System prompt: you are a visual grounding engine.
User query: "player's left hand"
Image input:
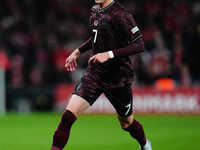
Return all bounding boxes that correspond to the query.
[88,52,111,64]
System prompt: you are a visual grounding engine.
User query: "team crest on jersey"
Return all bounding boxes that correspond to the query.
[94,20,99,26]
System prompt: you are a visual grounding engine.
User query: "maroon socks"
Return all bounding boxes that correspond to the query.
[124,119,147,146]
[51,111,146,149]
[51,110,77,150]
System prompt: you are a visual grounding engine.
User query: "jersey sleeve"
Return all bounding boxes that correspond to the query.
[78,38,92,53]
[112,12,144,57]
[78,5,100,54]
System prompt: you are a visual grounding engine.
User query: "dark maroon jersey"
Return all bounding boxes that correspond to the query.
[79,1,144,86]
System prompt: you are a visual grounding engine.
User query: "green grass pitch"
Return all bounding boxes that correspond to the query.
[0,113,200,150]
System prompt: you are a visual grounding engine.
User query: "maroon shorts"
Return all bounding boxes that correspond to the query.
[72,74,133,117]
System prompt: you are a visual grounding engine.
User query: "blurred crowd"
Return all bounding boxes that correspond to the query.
[0,0,200,110]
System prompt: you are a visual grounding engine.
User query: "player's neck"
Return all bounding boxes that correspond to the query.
[101,0,114,9]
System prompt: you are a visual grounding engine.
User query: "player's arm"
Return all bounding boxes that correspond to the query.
[78,37,93,54]
[65,49,80,72]
[65,38,92,72]
[111,12,145,57]
[78,4,98,54]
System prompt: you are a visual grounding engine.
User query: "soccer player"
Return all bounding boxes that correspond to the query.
[51,0,152,150]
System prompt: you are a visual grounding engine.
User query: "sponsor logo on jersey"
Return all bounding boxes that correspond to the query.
[131,26,139,34]
[94,20,99,26]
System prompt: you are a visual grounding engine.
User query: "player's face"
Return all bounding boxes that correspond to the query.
[95,0,107,4]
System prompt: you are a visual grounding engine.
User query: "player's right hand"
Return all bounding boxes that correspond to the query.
[65,49,80,72]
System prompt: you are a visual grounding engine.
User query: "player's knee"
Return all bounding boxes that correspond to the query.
[120,121,130,129]
[119,115,134,130]
[58,109,77,131]
[66,94,90,117]
[120,120,134,129]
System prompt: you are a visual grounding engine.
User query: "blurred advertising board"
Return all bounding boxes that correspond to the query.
[55,85,200,114]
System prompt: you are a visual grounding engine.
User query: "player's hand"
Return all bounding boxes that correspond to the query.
[65,49,80,72]
[88,52,111,64]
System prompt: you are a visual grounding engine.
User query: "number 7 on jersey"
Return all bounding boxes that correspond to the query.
[93,29,98,43]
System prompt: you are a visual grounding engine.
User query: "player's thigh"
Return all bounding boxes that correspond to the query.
[69,76,103,117]
[66,94,90,117]
[104,85,133,117]
[73,75,103,106]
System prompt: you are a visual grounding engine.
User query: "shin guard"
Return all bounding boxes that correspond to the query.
[51,110,76,150]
